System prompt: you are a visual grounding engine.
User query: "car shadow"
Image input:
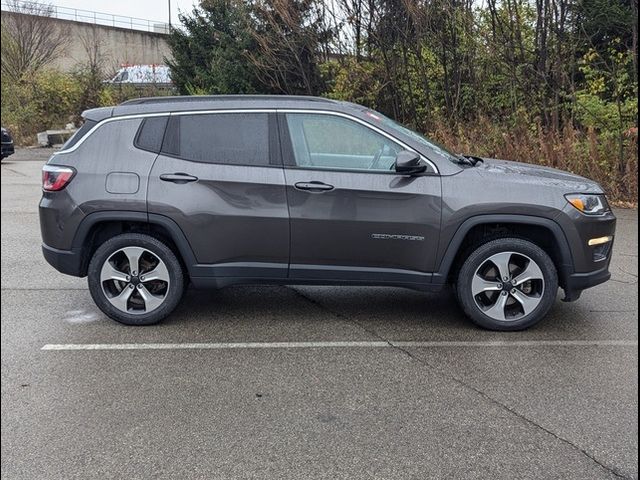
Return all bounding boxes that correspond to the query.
[156,283,610,340]
[162,284,479,333]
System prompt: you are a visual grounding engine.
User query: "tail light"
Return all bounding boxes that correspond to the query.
[42,165,75,191]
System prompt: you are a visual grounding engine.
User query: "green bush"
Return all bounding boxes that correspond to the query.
[1,70,82,144]
[1,69,174,145]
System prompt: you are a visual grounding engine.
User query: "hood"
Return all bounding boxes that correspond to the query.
[474,158,604,193]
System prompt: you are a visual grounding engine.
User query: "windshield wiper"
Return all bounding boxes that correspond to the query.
[459,154,484,166]
[455,154,475,166]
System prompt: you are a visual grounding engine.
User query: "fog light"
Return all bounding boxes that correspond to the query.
[588,236,613,246]
[593,244,611,262]
[590,236,613,262]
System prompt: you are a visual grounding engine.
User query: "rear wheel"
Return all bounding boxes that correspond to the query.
[88,233,184,325]
[456,238,558,331]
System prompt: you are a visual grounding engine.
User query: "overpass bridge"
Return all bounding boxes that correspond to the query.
[0,1,172,74]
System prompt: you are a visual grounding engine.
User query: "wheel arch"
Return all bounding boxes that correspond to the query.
[434,215,574,288]
[71,211,197,277]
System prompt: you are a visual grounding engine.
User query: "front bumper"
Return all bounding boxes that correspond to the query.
[556,206,616,301]
[1,142,15,158]
[562,265,611,301]
[42,243,85,277]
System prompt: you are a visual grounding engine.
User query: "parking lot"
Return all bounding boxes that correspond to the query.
[1,150,638,479]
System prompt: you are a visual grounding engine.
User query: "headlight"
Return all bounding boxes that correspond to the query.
[565,194,610,215]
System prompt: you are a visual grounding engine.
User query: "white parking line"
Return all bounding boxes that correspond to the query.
[395,340,639,347]
[41,339,638,351]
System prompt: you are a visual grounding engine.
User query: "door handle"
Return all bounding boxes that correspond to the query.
[294,181,334,192]
[159,173,199,184]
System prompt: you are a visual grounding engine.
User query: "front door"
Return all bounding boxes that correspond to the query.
[279,112,442,285]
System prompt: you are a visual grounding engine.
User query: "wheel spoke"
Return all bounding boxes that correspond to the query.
[513,260,544,285]
[137,285,165,312]
[100,263,129,283]
[471,274,501,296]
[142,262,169,283]
[510,290,541,316]
[108,286,134,312]
[483,293,508,321]
[489,252,513,281]
[122,247,144,275]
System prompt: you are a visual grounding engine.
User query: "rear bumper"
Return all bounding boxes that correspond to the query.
[562,265,611,302]
[42,243,85,277]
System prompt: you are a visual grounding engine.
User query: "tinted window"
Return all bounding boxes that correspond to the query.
[135,116,168,153]
[62,119,97,150]
[285,113,402,171]
[162,113,269,166]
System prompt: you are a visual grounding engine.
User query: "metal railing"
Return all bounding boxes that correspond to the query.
[0,0,169,33]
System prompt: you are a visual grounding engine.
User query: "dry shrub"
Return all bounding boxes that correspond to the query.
[430,118,638,205]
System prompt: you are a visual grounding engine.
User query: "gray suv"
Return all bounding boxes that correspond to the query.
[39,96,616,330]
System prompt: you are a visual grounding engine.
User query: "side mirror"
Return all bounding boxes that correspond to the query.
[394,150,427,175]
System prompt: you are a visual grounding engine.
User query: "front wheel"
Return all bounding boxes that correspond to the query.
[456,238,558,331]
[88,233,184,325]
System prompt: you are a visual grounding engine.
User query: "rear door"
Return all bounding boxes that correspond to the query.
[147,111,289,278]
[279,111,442,285]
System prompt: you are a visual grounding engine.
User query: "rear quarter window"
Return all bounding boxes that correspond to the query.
[134,116,169,153]
[62,119,97,150]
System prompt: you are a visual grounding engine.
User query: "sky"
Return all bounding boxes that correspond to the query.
[42,0,198,25]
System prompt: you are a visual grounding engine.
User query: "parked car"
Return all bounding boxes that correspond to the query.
[1,127,15,159]
[106,64,172,86]
[39,96,616,330]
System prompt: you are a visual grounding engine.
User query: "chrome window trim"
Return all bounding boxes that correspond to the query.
[52,110,276,156]
[52,107,440,174]
[52,112,171,155]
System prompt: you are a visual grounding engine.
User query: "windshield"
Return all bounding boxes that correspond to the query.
[362,109,459,163]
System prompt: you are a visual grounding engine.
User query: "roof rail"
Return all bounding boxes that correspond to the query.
[120,95,337,106]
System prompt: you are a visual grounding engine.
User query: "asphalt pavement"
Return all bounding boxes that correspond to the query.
[1,151,638,479]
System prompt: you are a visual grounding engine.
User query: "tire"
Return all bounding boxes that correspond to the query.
[88,233,184,325]
[456,237,558,331]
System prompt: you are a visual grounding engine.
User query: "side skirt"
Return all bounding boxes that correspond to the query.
[190,276,444,292]
[190,263,439,292]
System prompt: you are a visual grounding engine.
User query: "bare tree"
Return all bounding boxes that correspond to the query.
[74,25,108,112]
[79,25,106,75]
[1,0,69,81]
[247,0,332,95]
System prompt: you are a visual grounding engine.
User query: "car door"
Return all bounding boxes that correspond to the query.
[279,111,442,285]
[147,111,290,279]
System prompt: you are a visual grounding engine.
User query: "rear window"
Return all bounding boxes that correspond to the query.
[62,119,97,150]
[161,113,269,166]
[135,116,168,153]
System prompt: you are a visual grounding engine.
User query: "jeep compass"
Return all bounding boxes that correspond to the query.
[39,95,616,330]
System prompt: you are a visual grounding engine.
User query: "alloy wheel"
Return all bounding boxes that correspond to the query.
[472,251,545,321]
[100,246,170,315]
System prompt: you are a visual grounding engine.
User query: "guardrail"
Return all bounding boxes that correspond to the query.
[0,0,169,33]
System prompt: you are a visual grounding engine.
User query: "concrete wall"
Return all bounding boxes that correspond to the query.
[0,12,172,75]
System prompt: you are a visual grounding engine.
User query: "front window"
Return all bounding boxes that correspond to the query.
[285,113,402,172]
[363,109,459,163]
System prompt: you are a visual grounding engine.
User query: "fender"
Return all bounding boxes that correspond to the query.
[71,211,199,276]
[432,214,574,285]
